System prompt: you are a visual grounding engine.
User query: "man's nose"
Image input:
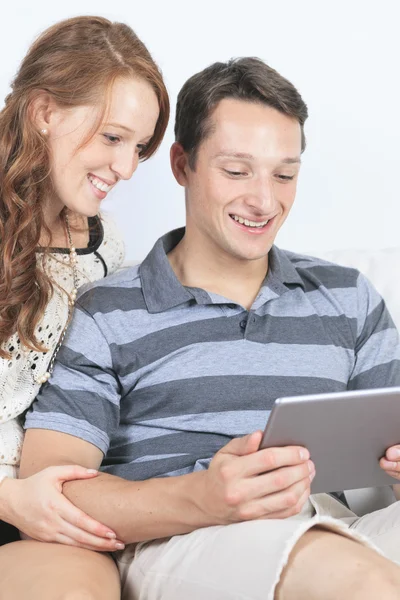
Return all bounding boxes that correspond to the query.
[245,176,277,214]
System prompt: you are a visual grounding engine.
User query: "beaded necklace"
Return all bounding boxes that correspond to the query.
[35,213,79,384]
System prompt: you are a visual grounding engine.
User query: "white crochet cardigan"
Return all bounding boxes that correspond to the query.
[0,213,125,478]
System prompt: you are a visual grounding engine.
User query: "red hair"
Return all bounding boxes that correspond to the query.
[0,16,169,358]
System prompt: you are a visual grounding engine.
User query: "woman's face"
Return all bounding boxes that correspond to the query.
[45,77,160,219]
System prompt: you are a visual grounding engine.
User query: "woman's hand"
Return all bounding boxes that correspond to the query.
[0,466,125,551]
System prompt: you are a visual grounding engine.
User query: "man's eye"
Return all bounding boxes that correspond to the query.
[277,174,295,181]
[224,170,247,177]
[103,134,121,144]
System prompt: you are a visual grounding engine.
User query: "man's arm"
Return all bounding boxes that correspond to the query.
[347,272,400,496]
[20,428,312,544]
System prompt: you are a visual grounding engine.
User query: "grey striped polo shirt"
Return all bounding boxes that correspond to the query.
[26,228,400,481]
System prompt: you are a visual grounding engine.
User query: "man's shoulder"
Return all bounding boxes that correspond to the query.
[280,248,361,290]
[76,263,145,315]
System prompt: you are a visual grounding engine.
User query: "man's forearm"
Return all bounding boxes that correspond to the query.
[63,470,214,544]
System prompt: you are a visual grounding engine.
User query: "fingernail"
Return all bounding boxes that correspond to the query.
[300,449,309,461]
[308,460,314,473]
[86,469,97,474]
[389,449,400,460]
[106,532,116,539]
[115,542,125,550]
[309,471,316,481]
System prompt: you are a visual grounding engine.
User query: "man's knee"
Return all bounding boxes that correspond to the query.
[277,526,400,600]
[353,562,400,599]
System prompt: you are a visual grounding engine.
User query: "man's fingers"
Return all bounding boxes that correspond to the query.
[380,458,400,472]
[248,461,314,499]
[384,470,400,480]
[258,487,311,520]
[238,445,310,478]
[238,477,311,521]
[385,446,400,462]
[219,432,263,457]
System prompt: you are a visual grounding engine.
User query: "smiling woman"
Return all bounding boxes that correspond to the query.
[0,14,169,580]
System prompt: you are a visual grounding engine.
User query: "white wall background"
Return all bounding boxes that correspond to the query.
[1,0,399,260]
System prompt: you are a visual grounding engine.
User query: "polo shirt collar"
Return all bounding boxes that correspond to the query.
[140,228,304,313]
[140,228,194,313]
[266,246,305,291]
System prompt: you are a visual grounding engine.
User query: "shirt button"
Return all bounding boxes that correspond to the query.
[240,319,247,330]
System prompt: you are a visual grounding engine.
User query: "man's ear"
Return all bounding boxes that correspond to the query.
[170,142,191,186]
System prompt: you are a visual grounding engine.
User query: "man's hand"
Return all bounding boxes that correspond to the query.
[194,431,314,525]
[380,444,400,479]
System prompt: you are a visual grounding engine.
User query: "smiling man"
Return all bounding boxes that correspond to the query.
[9,58,400,599]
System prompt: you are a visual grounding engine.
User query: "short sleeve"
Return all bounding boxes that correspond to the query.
[348,272,400,390]
[25,300,121,455]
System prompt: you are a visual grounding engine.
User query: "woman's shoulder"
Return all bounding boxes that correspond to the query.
[95,212,126,275]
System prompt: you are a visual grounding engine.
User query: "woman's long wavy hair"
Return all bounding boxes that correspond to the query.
[0,15,169,358]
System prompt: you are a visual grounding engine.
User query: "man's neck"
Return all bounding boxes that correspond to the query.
[167,229,269,310]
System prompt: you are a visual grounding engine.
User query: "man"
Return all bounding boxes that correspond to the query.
[10,58,400,598]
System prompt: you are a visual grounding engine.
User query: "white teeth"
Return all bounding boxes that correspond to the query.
[232,215,269,228]
[88,175,113,193]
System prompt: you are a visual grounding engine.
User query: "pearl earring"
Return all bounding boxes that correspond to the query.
[41,128,48,135]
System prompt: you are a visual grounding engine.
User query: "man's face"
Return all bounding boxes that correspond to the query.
[181,98,302,263]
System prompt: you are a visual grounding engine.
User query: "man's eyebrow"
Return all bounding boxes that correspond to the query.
[212,151,255,160]
[104,122,135,134]
[212,151,301,164]
[281,157,301,165]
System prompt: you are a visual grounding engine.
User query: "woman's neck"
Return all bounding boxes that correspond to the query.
[39,208,89,250]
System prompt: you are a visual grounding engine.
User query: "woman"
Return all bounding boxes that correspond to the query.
[0,13,168,569]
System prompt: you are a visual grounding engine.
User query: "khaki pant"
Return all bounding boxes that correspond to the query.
[116,495,400,600]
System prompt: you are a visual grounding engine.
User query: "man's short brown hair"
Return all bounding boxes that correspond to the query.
[174,57,308,168]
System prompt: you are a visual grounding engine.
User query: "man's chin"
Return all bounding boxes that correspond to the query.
[228,248,271,264]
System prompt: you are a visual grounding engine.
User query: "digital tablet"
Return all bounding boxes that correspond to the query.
[259,387,400,494]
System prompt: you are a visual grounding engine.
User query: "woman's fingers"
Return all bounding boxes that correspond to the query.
[54,533,116,553]
[57,518,125,551]
[49,464,99,484]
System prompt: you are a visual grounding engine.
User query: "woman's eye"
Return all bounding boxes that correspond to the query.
[103,134,121,144]
[137,144,148,155]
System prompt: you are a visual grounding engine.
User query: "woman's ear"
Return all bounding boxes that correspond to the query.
[29,91,57,133]
[170,142,191,187]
